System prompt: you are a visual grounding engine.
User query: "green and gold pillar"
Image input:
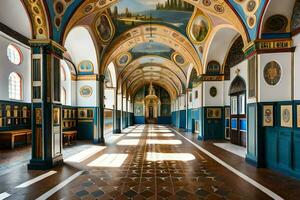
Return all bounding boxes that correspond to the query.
[28,40,65,170]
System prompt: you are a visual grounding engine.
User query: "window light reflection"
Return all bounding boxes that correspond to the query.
[146,139,182,145]
[117,139,140,146]
[87,154,128,167]
[126,133,142,137]
[65,146,106,163]
[148,133,175,137]
[146,152,195,161]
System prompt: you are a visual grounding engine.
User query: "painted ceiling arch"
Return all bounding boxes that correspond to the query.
[120,63,185,92]
[203,25,239,73]
[117,56,187,86]
[125,68,183,94]
[130,80,177,100]
[43,0,261,44]
[101,24,202,75]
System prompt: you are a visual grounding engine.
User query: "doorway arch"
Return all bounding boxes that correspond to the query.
[229,75,247,147]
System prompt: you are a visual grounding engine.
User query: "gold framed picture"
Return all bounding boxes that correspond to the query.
[297,105,300,128]
[35,108,42,125]
[207,108,222,119]
[263,105,273,127]
[53,108,60,125]
[281,105,293,128]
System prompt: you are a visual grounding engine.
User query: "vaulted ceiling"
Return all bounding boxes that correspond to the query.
[4,0,299,99]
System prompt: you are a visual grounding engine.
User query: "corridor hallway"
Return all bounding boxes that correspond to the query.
[0,125,286,200]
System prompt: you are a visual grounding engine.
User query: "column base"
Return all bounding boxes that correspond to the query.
[113,129,121,133]
[28,155,63,170]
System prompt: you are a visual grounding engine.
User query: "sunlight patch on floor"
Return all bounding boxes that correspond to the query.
[117,139,140,146]
[146,139,182,145]
[64,146,106,163]
[87,154,128,167]
[126,133,142,137]
[148,133,175,137]
[146,152,195,161]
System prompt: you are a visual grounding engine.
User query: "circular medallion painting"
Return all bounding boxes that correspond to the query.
[263,61,281,86]
[210,87,217,97]
[172,53,185,65]
[189,15,209,43]
[117,52,131,66]
[265,15,288,33]
[80,86,93,97]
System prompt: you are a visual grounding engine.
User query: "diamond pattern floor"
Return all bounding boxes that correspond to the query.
[49,125,271,200]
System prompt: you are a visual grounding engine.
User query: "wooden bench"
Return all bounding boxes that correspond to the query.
[63,130,77,145]
[0,129,32,149]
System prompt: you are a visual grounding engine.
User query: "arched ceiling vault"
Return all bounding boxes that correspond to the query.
[101,24,202,75]
[130,81,177,100]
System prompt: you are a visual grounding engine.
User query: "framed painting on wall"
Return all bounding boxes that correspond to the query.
[281,105,293,128]
[297,105,300,128]
[263,105,273,127]
[248,55,257,98]
[207,108,221,119]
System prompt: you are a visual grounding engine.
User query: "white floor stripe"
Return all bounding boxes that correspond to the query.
[16,171,57,188]
[0,192,11,200]
[171,128,284,200]
[35,171,83,200]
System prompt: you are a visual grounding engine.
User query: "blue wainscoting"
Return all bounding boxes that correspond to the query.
[157,116,171,124]
[258,101,300,179]
[179,110,186,129]
[134,116,145,124]
[203,107,225,140]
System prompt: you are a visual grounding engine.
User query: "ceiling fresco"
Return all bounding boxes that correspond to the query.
[22,0,295,98]
[130,42,174,59]
[109,0,194,36]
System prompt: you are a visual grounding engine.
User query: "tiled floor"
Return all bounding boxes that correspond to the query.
[0,125,297,199]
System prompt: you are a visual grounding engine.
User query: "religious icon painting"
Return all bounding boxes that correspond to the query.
[264,61,281,86]
[53,108,60,125]
[263,105,273,127]
[95,12,115,43]
[281,105,293,128]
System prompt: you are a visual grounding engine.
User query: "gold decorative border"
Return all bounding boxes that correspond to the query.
[172,52,186,66]
[263,105,273,127]
[80,86,93,97]
[116,52,132,67]
[186,9,211,45]
[78,60,94,73]
[94,11,115,43]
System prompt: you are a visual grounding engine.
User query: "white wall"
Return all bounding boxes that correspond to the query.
[0,33,31,103]
[0,0,32,39]
[203,81,224,107]
[258,53,292,102]
[191,84,202,109]
[104,88,115,109]
[293,34,300,100]
[60,60,72,106]
[223,60,248,105]
[77,81,99,107]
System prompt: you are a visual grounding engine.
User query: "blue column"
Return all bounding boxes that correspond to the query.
[28,40,64,170]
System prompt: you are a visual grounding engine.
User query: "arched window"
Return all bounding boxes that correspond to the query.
[61,87,66,105]
[60,65,66,81]
[9,72,22,100]
[7,44,22,65]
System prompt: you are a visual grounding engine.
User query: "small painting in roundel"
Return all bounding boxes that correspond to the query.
[210,87,217,97]
[263,61,281,86]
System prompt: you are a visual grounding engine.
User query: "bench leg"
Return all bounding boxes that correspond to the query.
[11,136,14,149]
